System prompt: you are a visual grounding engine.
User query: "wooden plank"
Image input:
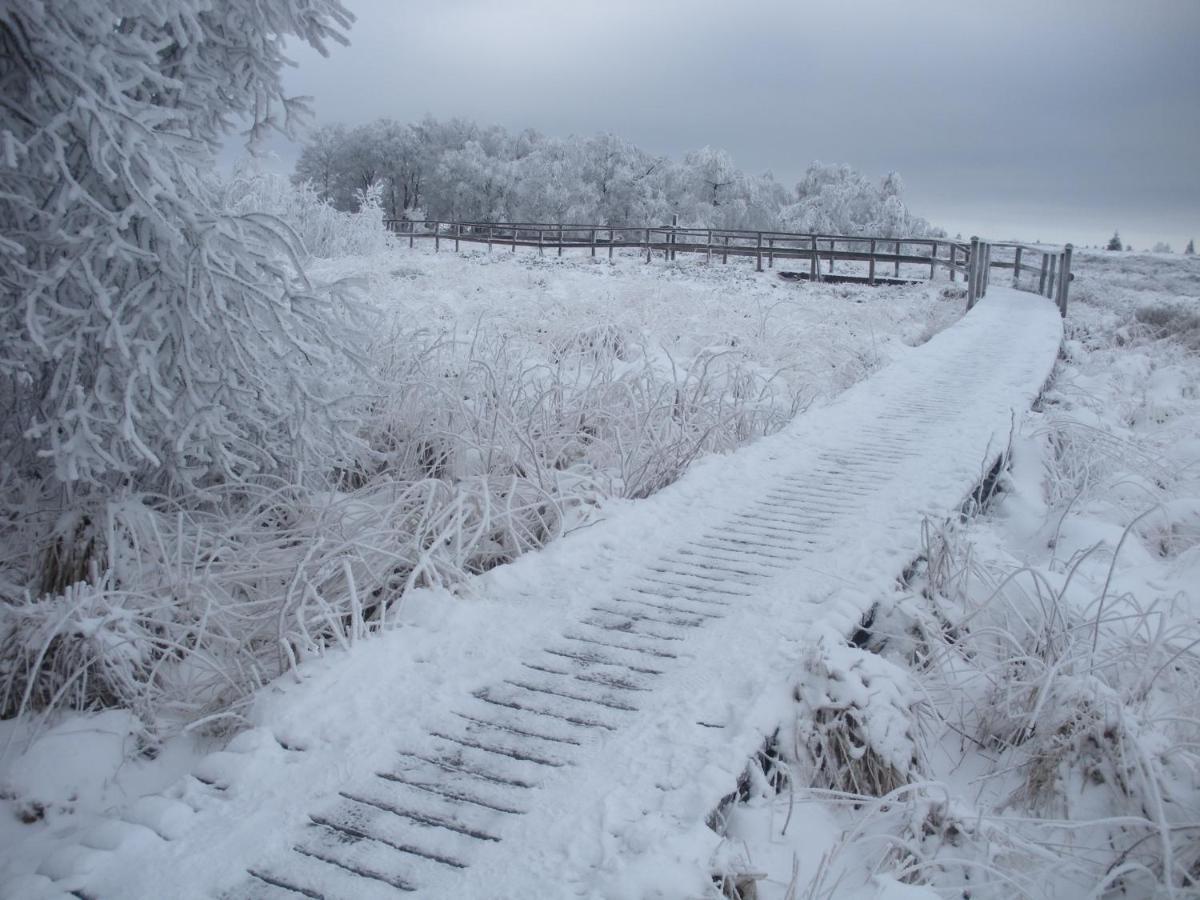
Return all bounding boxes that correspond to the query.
[967,236,980,310]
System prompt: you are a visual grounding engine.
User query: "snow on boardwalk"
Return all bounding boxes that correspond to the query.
[30,288,1062,900]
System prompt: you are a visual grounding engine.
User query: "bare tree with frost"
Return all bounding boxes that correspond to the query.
[0,1,360,595]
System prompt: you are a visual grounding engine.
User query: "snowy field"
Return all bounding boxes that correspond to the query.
[713,249,1200,898]
[1,243,1197,899]
[0,236,962,894]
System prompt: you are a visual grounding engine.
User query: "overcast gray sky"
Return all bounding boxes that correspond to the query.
[261,0,1199,250]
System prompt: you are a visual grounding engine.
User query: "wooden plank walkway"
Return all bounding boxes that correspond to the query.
[31,287,1064,900]
[387,219,1076,315]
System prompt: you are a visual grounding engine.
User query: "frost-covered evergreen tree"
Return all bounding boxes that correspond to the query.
[1185,239,1194,255]
[0,1,360,592]
[1107,231,1123,251]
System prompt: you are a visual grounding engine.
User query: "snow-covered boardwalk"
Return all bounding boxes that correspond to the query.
[35,288,1062,900]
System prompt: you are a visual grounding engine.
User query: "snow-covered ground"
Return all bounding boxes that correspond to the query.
[2,247,1196,900]
[715,250,1200,899]
[0,244,962,895]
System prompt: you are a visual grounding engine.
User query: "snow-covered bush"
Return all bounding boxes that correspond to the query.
[225,166,394,259]
[0,1,368,721]
[0,0,359,492]
[906,521,1200,895]
[788,635,924,798]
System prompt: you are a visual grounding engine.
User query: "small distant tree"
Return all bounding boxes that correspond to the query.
[1106,231,1123,251]
[1152,242,1173,253]
[1127,244,1133,251]
[1186,239,1195,255]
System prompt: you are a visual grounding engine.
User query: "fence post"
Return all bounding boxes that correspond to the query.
[894,240,901,278]
[930,241,938,280]
[948,243,956,282]
[707,229,713,264]
[645,228,651,263]
[1012,246,1022,288]
[768,237,775,268]
[434,223,440,252]
[1056,243,1073,317]
[723,235,729,264]
[558,224,564,257]
[1046,252,1057,299]
[868,239,876,285]
[981,243,990,295]
[538,229,544,256]
[590,228,596,258]
[454,223,460,253]
[408,221,415,249]
[1038,252,1048,294]
[966,236,980,310]
[670,213,678,261]
[756,232,763,272]
[609,228,614,260]
[487,225,493,252]
[810,235,818,280]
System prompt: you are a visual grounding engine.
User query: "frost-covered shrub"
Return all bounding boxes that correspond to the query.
[0,0,359,493]
[1134,302,1200,349]
[0,578,157,720]
[0,0,374,725]
[905,522,1200,896]
[225,167,394,259]
[788,636,924,797]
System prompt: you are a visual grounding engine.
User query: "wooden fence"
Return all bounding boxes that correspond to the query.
[383,218,1074,316]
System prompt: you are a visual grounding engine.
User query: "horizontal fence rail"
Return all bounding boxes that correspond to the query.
[384,218,1074,316]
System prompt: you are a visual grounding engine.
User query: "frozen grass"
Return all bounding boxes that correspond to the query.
[0,217,962,743]
[716,251,1200,899]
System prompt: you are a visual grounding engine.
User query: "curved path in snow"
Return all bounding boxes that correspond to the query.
[26,288,1063,900]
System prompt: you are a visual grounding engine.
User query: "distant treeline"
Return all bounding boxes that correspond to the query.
[293,117,942,236]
